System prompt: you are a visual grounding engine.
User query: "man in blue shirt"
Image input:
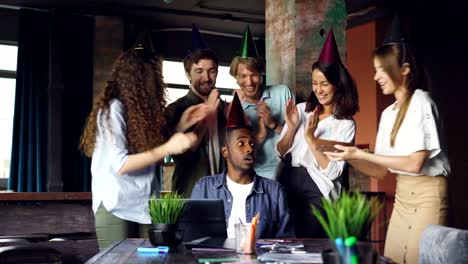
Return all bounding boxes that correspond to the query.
[229,26,294,179]
[191,92,294,239]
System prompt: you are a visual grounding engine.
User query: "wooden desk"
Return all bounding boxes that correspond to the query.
[0,192,94,237]
[0,192,98,263]
[86,238,331,264]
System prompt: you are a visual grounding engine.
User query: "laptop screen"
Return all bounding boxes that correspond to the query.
[175,199,227,241]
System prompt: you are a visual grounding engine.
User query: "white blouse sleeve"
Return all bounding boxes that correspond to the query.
[424,103,443,158]
[375,91,443,160]
[404,96,442,158]
[97,100,129,174]
[318,119,356,180]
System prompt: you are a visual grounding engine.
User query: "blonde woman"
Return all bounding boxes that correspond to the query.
[325,16,450,264]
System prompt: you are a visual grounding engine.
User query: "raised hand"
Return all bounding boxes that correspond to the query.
[304,106,319,149]
[165,132,198,155]
[284,99,299,131]
[175,104,212,132]
[324,145,361,161]
[257,101,276,129]
[206,89,220,110]
[204,89,220,129]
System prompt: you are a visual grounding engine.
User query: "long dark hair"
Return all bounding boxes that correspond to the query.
[306,62,359,119]
[80,49,167,157]
[373,43,423,146]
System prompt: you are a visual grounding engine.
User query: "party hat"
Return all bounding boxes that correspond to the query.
[238,25,259,58]
[191,24,208,51]
[382,13,404,45]
[133,28,155,54]
[318,29,341,64]
[226,92,250,129]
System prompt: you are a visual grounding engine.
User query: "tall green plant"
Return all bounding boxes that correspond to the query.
[312,191,383,240]
[148,192,186,224]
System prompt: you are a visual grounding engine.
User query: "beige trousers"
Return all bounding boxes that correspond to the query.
[95,203,150,250]
[384,175,447,264]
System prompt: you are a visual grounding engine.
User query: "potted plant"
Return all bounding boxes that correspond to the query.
[148,192,186,249]
[312,191,383,264]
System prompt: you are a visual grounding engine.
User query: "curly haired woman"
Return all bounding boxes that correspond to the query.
[80,49,209,249]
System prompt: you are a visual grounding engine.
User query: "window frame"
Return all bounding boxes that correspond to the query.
[0,42,17,190]
[0,69,16,79]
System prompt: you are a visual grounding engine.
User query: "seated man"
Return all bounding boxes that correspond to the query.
[191,93,295,239]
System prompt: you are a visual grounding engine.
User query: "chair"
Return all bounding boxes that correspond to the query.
[0,238,31,247]
[419,224,468,264]
[48,231,97,241]
[0,234,49,243]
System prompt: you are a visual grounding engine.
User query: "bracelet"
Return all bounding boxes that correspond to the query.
[269,122,278,130]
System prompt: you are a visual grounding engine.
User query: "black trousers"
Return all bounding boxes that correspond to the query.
[278,165,327,238]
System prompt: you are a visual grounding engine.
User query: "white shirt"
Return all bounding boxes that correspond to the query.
[91,99,154,224]
[225,175,254,238]
[275,103,356,200]
[375,89,450,176]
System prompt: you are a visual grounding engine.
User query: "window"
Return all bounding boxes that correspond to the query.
[162,60,238,104]
[0,44,17,185]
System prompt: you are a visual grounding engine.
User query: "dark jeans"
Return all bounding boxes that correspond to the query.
[278,165,326,238]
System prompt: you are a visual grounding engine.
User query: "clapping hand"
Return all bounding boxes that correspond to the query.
[204,89,220,128]
[304,106,319,149]
[175,89,219,132]
[284,99,299,131]
[257,101,277,129]
[206,89,220,111]
[324,145,361,161]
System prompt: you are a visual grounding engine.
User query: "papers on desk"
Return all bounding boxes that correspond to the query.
[258,252,323,263]
[184,237,235,251]
[259,241,304,251]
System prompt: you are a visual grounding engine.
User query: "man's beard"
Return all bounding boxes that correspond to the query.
[193,81,214,97]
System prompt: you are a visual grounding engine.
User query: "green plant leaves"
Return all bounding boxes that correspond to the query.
[311,191,383,240]
[148,192,186,224]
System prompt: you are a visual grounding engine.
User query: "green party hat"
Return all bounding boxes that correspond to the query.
[239,25,259,58]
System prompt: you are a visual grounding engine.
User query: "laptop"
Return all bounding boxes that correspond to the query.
[177,199,232,250]
[177,199,227,241]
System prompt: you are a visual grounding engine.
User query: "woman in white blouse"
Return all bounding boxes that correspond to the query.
[326,38,450,263]
[79,49,211,249]
[276,30,359,237]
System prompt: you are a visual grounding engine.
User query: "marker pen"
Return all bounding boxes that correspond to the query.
[137,246,170,253]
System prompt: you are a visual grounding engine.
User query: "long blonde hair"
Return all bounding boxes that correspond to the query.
[373,43,420,147]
